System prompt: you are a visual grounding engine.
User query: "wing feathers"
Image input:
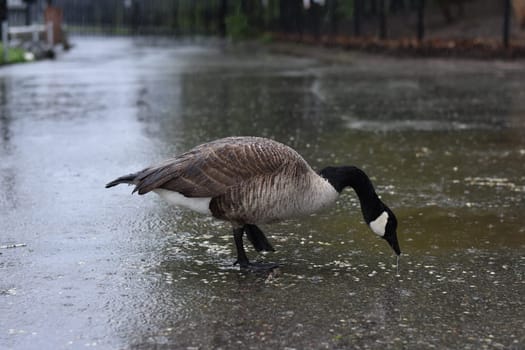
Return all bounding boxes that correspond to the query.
[129,137,310,198]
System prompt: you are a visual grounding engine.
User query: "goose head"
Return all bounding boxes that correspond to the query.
[369,205,400,256]
[319,165,401,256]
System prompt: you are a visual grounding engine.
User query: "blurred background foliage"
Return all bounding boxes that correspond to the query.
[5,0,523,51]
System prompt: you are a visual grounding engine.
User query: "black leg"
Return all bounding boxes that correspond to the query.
[244,224,275,252]
[233,226,250,268]
[232,226,279,271]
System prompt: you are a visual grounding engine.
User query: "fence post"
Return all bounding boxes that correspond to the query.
[0,0,6,43]
[32,24,38,42]
[47,21,53,48]
[329,0,338,36]
[353,0,361,36]
[417,0,425,41]
[1,21,7,62]
[218,0,227,37]
[379,0,387,39]
[25,1,31,25]
[503,0,511,48]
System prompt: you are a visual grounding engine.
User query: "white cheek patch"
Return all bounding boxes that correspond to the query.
[369,211,389,237]
[154,189,212,215]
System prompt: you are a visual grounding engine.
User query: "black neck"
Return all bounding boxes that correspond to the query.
[319,166,385,223]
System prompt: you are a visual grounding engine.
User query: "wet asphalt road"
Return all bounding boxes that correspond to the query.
[1,37,524,349]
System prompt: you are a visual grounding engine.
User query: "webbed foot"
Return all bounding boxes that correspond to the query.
[233,260,280,271]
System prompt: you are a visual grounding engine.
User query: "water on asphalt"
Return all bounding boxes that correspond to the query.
[1,37,524,349]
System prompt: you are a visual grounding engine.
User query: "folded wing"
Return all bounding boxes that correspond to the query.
[132,137,308,198]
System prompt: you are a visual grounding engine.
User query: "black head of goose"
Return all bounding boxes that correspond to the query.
[106,136,400,269]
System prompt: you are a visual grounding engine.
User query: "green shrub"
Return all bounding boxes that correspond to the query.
[259,32,273,44]
[225,11,250,40]
[0,45,28,65]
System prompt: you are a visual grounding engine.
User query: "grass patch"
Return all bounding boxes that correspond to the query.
[0,44,28,65]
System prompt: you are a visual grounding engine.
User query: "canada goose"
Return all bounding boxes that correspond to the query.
[106,136,400,269]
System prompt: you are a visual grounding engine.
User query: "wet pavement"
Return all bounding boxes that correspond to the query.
[1,37,524,349]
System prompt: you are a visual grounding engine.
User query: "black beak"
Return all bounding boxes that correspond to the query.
[383,231,401,256]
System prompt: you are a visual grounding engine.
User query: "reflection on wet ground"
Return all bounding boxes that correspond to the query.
[0,37,524,349]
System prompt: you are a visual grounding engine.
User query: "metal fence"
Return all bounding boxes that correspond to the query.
[45,0,228,36]
[5,0,524,46]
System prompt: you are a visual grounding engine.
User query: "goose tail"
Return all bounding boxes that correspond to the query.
[105,173,139,189]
